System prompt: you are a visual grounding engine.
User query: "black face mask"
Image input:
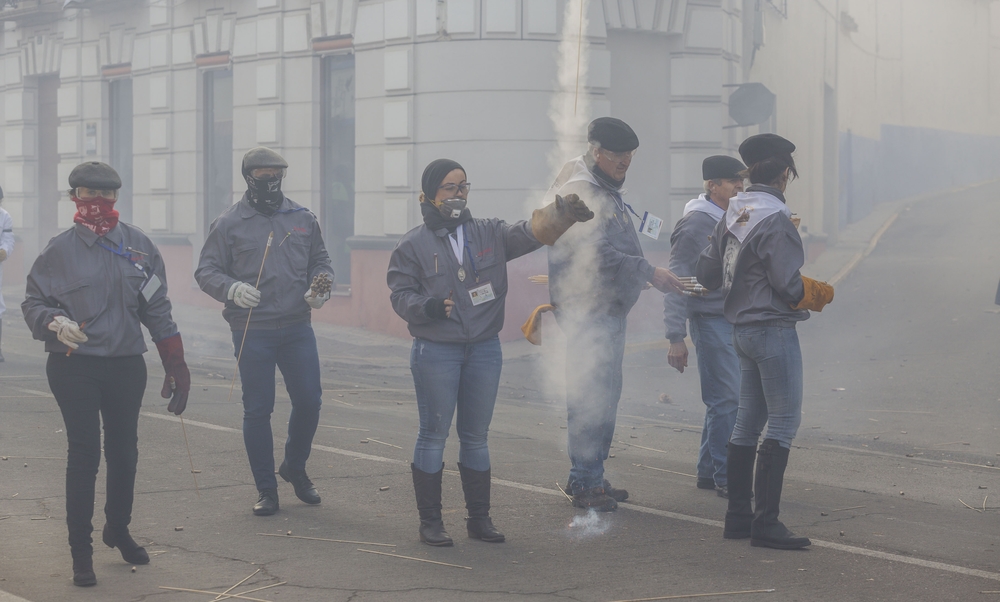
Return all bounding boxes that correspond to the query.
[245,173,284,215]
[437,198,467,219]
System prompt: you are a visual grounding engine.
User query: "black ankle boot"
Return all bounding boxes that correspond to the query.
[723,443,756,539]
[72,556,96,587]
[750,439,810,550]
[458,463,505,543]
[411,463,453,546]
[103,523,150,564]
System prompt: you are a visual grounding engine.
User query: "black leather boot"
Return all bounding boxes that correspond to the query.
[411,463,453,546]
[750,439,810,550]
[253,488,279,516]
[458,463,505,543]
[723,443,756,539]
[72,555,96,587]
[278,460,321,505]
[103,523,150,564]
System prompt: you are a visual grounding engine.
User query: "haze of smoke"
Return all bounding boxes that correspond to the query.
[567,508,610,538]
[546,0,591,183]
[534,0,612,452]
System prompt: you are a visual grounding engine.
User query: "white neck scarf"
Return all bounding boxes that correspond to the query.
[725,190,791,243]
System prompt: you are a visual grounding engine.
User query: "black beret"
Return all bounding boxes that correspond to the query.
[421,159,465,200]
[588,117,639,153]
[738,134,795,167]
[702,155,746,180]
[242,146,288,176]
[68,162,122,190]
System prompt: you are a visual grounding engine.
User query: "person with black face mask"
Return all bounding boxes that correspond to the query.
[195,147,335,517]
[387,159,593,546]
[547,118,686,513]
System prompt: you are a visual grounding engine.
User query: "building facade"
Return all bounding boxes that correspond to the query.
[2,0,997,340]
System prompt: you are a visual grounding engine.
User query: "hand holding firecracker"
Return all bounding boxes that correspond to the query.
[678,276,709,297]
[304,272,333,309]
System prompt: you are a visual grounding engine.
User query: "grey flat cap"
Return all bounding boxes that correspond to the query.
[242,147,288,176]
[68,162,122,190]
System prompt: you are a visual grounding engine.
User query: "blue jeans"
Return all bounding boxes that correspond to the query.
[689,316,740,487]
[410,336,502,473]
[562,314,628,494]
[729,322,803,449]
[232,322,323,491]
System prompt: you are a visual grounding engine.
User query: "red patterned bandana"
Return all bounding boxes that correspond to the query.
[72,195,120,237]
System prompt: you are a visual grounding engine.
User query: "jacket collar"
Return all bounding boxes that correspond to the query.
[75,222,123,247]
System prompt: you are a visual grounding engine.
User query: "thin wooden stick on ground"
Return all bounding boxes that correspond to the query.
[179,414,200,495]
[366,438,402,449]
[158,586,271,602]
[959,498,983,512]
[633,463,698,479]
[556,482,573,503]
[357,548,472,570]
[212,569,260,601]
[830,505,866,513]
[257,532,395,548]
[230,582,286,597]
[610,588,775,602]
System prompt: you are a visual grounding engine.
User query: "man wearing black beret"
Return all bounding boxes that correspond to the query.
[548,117,684,511]
[664,155,745,498]
[0,183,12,362]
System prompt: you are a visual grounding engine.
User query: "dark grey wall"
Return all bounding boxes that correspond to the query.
[840,125,1000,228]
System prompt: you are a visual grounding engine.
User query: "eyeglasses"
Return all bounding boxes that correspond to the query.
[437,182,472,194]
[251,168,285,179]
[600,149,637,163]
[74,187,119,200]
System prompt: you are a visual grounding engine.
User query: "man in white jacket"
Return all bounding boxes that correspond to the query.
[0,184,14,362]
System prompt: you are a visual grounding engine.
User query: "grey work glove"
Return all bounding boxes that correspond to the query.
[228,281,261,309]
[48,316,88,349]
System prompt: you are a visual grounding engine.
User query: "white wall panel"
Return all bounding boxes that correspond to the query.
[486,0,517,33]
[447,0,476,33]
[385,0,410,39]
[525,0,557,34]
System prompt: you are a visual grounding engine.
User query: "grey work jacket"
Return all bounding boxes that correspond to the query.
[387,216,542,344]
[696,186,808,325]
[663,197,727,342]
[547,158,654,318]
[22,223,179,356]
[195,194,334,331]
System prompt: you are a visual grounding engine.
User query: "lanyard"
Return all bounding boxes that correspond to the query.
[447,224,464,263]
[610,192,641,220]
[95,239,147,275]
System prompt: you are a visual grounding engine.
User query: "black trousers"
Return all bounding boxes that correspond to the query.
[46,353,146,559]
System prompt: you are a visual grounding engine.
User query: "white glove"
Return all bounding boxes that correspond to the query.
[47,316,88,349]
[304,289,330,310]
[228,281,261,309]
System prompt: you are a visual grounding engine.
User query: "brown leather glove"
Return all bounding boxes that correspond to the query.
[530,194,594,246]
[520,304,555,345]
[792,276,834,312]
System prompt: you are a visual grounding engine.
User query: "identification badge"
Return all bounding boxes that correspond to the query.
[639,212,662,240]
[468,282,495,306]
[140,273,162,301]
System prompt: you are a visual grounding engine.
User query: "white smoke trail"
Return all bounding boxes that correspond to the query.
[567,508,611,538]
[546,0,591,184]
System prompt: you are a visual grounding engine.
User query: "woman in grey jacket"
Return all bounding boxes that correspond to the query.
[696,135,833,550]
[387,159,592,546]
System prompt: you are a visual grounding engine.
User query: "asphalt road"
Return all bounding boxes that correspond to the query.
[0,185,998,601]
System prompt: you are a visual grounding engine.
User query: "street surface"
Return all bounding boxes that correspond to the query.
[0,184,998,601]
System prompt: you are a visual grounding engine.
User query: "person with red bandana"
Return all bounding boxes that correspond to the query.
[22,161,190,587]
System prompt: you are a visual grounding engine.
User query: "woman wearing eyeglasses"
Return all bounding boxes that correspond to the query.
[21,162,190,586]
[387,159,593,546]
